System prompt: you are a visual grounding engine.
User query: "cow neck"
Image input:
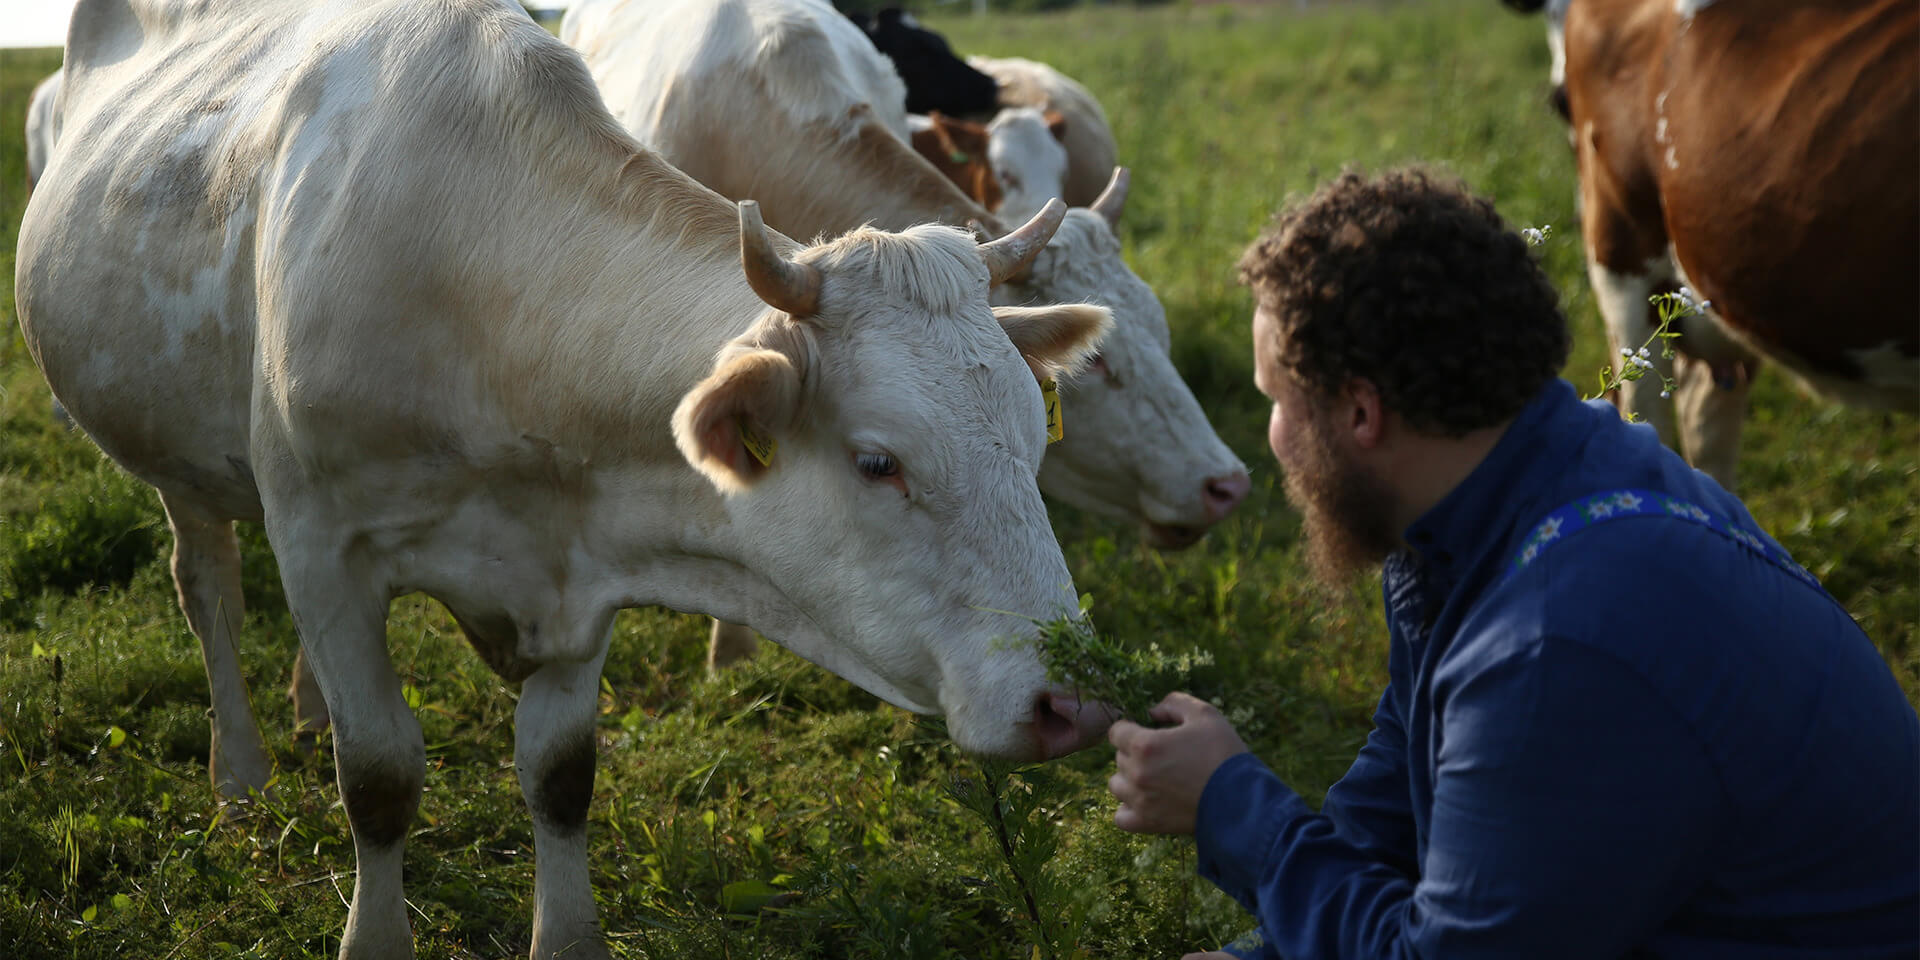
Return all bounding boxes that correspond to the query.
[778,107,1008,239]
[496,145,788,462]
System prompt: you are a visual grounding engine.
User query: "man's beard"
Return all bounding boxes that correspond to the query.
[1282,415,1401,589]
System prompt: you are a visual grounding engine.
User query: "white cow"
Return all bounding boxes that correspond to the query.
[987,106,1072,229]
[563,0,1251,665]
[25,68,75,430]
[969,54,1120,211]
[16,1,1114,956]
[25,68,62,192]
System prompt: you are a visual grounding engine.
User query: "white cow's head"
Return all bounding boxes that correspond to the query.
[674,200,1115,760]
[994,170,1251,549]
[986,106,1071,227]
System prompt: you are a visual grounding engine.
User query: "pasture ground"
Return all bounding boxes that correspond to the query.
[2,2,1915,957]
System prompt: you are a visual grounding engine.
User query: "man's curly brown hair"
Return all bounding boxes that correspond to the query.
[1238,168,1570,436]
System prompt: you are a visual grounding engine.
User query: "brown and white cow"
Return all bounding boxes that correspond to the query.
[909,110,1003,212]
[562,0,1250,666]
[908,108,1072,222]
[969,54,1120,210]
[16,1,1116,956]
[1512,0,1917,486]
[987,106,1073,227]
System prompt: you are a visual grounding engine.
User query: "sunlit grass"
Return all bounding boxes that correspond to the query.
[1,3,1914,955]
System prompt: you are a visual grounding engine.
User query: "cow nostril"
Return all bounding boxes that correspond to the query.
[1032,693,1078,758]
[1032,691,1115,760]
[1203,471,1252,520]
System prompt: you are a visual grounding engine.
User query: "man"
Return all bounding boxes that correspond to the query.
[1108,169,1920,959]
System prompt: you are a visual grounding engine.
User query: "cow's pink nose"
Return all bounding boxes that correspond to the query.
[1033,691,1119,760]
[1202,471,1251,522]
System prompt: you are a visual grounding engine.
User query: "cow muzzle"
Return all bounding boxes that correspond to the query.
[1031,690,1120,760]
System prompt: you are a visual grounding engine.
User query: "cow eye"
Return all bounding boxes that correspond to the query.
[1086,351,1107,372]
[855,452,900,481]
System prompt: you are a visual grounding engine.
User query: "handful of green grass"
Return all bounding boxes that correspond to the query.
[1028,595,1214,724]
[943,598,1216,960]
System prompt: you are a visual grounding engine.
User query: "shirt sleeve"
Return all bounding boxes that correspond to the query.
[1192,636,1724,960]
[1317,686,1419,876]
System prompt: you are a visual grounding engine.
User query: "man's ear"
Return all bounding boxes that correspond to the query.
[993,303,1113,381]
[1343,377,1386,450]
[673,348,801,494]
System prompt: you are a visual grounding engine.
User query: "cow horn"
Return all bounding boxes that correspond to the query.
[978,198,1066,285]
[739,200,822,317]
[1090,167,1129,229]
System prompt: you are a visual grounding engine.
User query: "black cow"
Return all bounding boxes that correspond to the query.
[847,6,1001,116]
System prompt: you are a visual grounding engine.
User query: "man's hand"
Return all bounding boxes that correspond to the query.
[1108,691,1250,834]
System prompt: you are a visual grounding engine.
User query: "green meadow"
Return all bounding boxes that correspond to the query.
[2,2,1914,956]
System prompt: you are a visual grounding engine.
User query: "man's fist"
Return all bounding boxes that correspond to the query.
[1107,692,1250,835]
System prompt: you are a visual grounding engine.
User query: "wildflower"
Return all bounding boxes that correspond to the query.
[1620,347,1633,357]
[1673,285,1713,314]
[1661,390,1672,399]
[1637,347,1650,359]
[1521,224,1552,246]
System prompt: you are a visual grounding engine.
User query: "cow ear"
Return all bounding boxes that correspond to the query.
[924,113,961,155]
[1043,110,1068,141]
[950,116,989,150]
[993,304,1113,381]
[672,348,801,493]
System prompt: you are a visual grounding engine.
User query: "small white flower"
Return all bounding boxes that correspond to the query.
[1661,390,1672,399]
[1672,285,1712,314]
[1637,347,1650,359]
[1521,224,1552,246]
[1620,347,1633,357]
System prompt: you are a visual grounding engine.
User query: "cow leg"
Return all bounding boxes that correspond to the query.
[1671,356,1747,488]
[159,493,274,805]
[277,557,421,960]
[1671,314,1761,489]
[289,645,330,757]
[517,648,613,960]
[1587,258,1677,446]
[707,618,760,671]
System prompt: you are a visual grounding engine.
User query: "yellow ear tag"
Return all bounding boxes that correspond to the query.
[739,421,777,467]
[1041,378,1063,444]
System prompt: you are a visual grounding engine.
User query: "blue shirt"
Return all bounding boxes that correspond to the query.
[1198,379,1920,959]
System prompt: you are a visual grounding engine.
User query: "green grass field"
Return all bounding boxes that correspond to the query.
[2,2,1915,957]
